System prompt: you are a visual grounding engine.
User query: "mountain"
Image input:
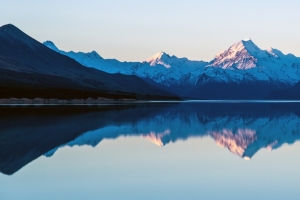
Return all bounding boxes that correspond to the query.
[44,39,300,99]
[183,39,300,99]
[43,41,208,95]
[143,51,208,90]
[206,39,300,83]
[0,24,178,100]
[210,39,269,69]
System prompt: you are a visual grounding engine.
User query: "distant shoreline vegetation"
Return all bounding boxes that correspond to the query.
[0,98,178,105]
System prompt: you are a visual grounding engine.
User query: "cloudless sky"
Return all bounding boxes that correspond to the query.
[1,0,300,61]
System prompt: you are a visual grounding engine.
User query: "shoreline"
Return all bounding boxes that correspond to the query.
[1,98,300,105]
[0,98,184,105]
[0,97,138,105]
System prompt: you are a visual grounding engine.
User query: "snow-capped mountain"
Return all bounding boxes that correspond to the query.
[145,51,206,70]
[184,39,300,99]
[44,39,300,99]
[210,39,265,70]
[142,51,208,87]
[43,41,208,90]
[205,39,300,84]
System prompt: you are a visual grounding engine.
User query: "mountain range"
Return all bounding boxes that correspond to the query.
[1,23,300,100]
[44,38,300,99]
[0,24,178,100]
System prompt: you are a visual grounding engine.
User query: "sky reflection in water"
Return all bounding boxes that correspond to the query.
[1,102,300,200]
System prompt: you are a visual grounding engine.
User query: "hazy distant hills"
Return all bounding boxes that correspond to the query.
[45,39,300,99]
[0,24,178,100]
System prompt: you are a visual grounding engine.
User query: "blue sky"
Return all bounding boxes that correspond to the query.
[1,0,300,61]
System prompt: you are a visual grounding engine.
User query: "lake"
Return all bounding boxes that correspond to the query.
[1,101,300,200]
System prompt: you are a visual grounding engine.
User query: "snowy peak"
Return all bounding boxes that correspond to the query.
[144,51,206,71]
[146,51,171,62]
[43,41,59,51]
[267,47,299,61]
[215,39,252,56]
[204,39,300,86]
[232,39,260,55]
[266,47,280,58]
[210,39,268,69]
[146,51,174,68]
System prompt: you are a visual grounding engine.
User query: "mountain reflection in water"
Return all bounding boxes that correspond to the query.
[1,102,300,175]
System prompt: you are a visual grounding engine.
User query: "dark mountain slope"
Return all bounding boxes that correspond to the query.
[265,81,300,100]
[181,78,284,100]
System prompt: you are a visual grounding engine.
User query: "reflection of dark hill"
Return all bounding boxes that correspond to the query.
[0,24,177,100]
[2,102,300,175]
[0,104,173,175]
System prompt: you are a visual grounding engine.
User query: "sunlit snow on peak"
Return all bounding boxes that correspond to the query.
[209,39,274,70]
[266,47,279,58]
[210,39,259,69]
[146,51,172,68]
[243,38,251,41]
[146,51,168,61]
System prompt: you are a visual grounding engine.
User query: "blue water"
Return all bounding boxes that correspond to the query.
[1,102,300,199]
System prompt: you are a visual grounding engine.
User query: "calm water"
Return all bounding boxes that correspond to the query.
[1,102,300,200]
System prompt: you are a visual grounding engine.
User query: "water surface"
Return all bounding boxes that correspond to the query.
[1,102,300,199]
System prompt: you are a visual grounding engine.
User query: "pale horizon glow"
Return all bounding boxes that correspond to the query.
[1,0,300,62]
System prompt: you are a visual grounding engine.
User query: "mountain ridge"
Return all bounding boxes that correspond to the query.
[44,38,300,99]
